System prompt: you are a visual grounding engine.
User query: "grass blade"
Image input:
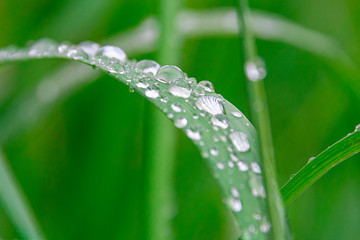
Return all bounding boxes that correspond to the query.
[0,149,44,239]
[1,40,274,239]
[281,126,360,206]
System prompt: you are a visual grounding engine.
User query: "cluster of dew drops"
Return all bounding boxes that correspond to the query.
[1,39,271,235]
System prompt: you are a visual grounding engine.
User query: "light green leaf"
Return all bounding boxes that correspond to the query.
[281,126,360,205]
[0,39,273,239]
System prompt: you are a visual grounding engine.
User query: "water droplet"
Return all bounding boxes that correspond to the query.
[195,96,224,116]
[145,84,160,98]
[237,160,249,171]
[171,103,182,112]
[186,127,201,141]
[308,157,315,163]
[253,213,261,221]
[78,41,100,57]
[210,148,219,156]
[156,65,184,83]
[135,60,160,75]
[29,39,57,56]
[211,114,229,129]
[108,63,125,73]
[245,58,267,82]
[169,78,192,98]
[168,113,174,118]
[129,87,134,93]
[228,161,234,168]
[230,153,238,162]
[216,162,225,170]
[229,131,250,152]
[96,46,127,62]
[231,111,242,118]
[250,162,261,174]
[66,46,87,60]
[231,187,239,198]
[160,97,168,103]
[227,198,242,212]
[198,80,215,92]
[136,77,150,88]
[187,77,197,85]
[174,117,187,128]
[355,124,360,132]
[249,175,266,198]
[193,85,205,96]
[260,222,271,233]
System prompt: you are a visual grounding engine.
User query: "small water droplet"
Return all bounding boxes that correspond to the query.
[169,78,192,98]
[78,41,100,57]
[250,162,261,174]
[156,65,184,83]
[136,77,150,88]
[216,162,225,170]
[355,124,360,132]
[230,153,238,162]
[129,87,134,93]
[229,131,250,152]
[211,114,229,129]
[108,63,125,74]
[227,198,242,212]
[145,84,160,98]
[260,222,271,233]
[245,58,267,82]
[231,187,239,198]
[198,80,215,92]
[231,111,242,118]
[228,161,234,168]
[174,117,187,128]
[29,39,58,56]
[210,148,219,156]
[171,103,182,112]
[308,157,315,163]
[96,46,127,62]
[186,77,197,85]
[135,60,160,75]
[160,97,168,103]
[186,127,201,141]
[237,160,249,171]
[193,85,205,96]
[195,96,224,116]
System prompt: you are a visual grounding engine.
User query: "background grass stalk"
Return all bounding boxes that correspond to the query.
[0,149,44,239]
[236,0,289,239]
[144,0,182,240]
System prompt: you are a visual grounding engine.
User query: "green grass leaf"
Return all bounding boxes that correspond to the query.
[281,126,360,205]
[0,39,273,239]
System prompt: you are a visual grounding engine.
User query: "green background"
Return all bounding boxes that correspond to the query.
[0,0,359,239]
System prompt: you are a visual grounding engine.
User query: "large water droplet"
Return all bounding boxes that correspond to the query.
[195,96,224,116]
[229,131,250,152]
[245,58,267,82]
[156,65,184,83]
[29,39,57,56]
[136,60,160,75]
[96,46,127,62]
[169,78,192,98]
[198,80,215,92]
[174,117,187,128]
[211,114,229,129]
[78,41,100,57]
[231,111,242,118]
[145,84,160,98]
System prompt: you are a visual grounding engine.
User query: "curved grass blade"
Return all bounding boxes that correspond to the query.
[281,126,360,206]
[1,39,272,240]
[0,149,45,239]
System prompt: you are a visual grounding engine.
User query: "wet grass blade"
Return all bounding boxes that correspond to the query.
[1,40,273,239]
[0,149,45,239]
[281,127,360,205]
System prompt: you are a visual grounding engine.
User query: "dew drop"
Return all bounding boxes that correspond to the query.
[186,127,201,141]
[216,162,225,170]
[229,131,250,152]
[245,59,267,82]
[187,77,197,85]
[108,63,125,74]
[308,157,315,163]
[145,85,160,98]
[228,161,234,168]
[237,160,249,171]
[135,60,160,75]
[156,65,184,83]
[250,162,261,174]
[210,148,219,156]
[193,85,205,96]
[355,124,360,132]
[78,41,100,57]
[211,114,229,129]
[174,117,187,128]
[231,187,239,198]
[198,80,215,92]
[227,198,242,212]
[230,153,238,162]
[29,39,57,56]
[171,103,182,112]
[96,46,127,62]
[128,87,134,93]
[169,78,192,98]
[195,96,224,116]
[260,222,271,233]
[136,77,150,88]
[231,111,242,118]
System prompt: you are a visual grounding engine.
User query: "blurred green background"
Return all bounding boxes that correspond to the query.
[0,0,359,239]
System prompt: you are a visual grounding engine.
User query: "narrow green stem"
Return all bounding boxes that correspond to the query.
[236,1,290,239]
[144,0,182,240]
[0,149,44,239]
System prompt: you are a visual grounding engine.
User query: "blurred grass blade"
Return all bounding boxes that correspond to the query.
[281,127,360,206]
[1,40,274,239]
[0,149,44,239]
